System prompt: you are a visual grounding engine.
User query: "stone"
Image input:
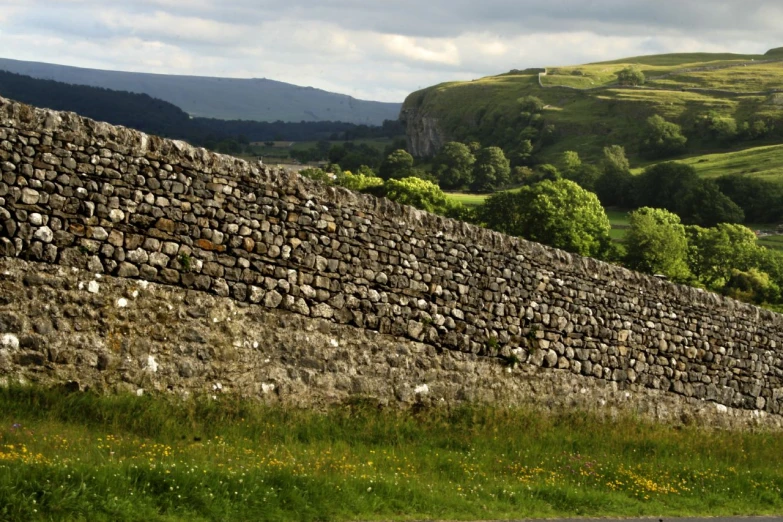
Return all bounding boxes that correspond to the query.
[0,333,19,349]
[312,303,334,319]
[33,226,54,243]
[21,188,40,204]
[116,262,140,278]
[109,209,125,222]
[264,290,283,308]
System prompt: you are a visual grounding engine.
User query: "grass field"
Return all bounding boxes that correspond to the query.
[647,62,783,93]
[444,192,488,207]
[2,385,783,521]
[540,54,783,92]
[632,143,783,184]
[591,52,767,67]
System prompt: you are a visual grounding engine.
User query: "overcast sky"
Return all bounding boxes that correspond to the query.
[0,1,779,103]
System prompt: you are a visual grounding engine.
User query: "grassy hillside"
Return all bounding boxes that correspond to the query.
[632,143,783,183]
[403,49,783,163]
[0,57,401,125]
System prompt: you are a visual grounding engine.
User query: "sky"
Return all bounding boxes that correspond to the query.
[0,1,780,103]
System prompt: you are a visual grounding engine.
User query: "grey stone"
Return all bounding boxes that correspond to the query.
[264,290,283,308]
[33,226,53,243]
[21,188,39,204]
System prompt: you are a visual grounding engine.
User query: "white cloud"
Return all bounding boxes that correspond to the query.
[381,35,461,65]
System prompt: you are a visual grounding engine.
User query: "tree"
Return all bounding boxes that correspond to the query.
[724,268,780,305]
[623,207,691,282]
[478,179,612,258]
[633,162,700,210]
[601,144,630,172]
[595,145,634,207]
[635,162,744,226]
[560,151,582,176]
[672,178,744,226]
[432,142,475,190]
[379,149,414,180]
[616,66,645,86]
[382,177,453,215]
[640,115,687,158]
[715,174,783,223]
[565,164,602,193]
[698,112,738,146]
[336,166,384,192]
[518,95,545,113]
[328,144,347,164]
[471,146,511,192]
[533,164,561,182]
[509,139,534,167]
[687,223,761,288]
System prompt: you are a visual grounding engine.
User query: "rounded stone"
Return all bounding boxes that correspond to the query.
[33,226,54,243]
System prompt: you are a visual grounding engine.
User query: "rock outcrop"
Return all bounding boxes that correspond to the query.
[400,96,449,157]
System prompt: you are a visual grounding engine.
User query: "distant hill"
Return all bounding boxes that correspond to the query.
[0,70,398,145]
[401,49,783,160]
[0,57,401,125]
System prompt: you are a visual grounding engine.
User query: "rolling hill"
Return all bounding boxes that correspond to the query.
[401,48,783,162]
[0,70,376,145]
[0,57,401,125]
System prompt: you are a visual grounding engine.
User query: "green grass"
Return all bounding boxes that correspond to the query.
[591,52,766,67]
[3,386,783,521]
[633,143,783,184]
[647,62,783,92]
[444,192,488,207]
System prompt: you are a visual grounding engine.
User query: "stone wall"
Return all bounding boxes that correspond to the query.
[2,96,783,422]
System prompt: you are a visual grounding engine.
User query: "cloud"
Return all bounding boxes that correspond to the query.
[0,1,777,103]
[381,35,460,65]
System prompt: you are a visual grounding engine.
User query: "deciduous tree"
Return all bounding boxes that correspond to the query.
[432,142,475,189]
[616,66,645,86]
[379,149,414,180]
[471,146,511,192]
[478,179,611,258]
[623,207,691,282]
[640,115,687,158]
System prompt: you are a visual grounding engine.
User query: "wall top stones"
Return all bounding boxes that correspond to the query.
[2,94,783,416]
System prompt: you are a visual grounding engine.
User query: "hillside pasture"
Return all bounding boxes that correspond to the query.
[541,53,775,91]
[647,61,783,93]
[633,144,783,184]
[411,52,783,164]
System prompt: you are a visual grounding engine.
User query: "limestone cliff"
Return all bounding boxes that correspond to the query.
[400,91,450,158]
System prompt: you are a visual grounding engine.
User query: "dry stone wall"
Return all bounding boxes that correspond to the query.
[2,96,783,422]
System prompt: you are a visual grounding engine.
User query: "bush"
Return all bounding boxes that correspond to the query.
[616,66,645,86]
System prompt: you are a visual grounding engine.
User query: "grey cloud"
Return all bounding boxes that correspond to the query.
[126,0,782,38]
